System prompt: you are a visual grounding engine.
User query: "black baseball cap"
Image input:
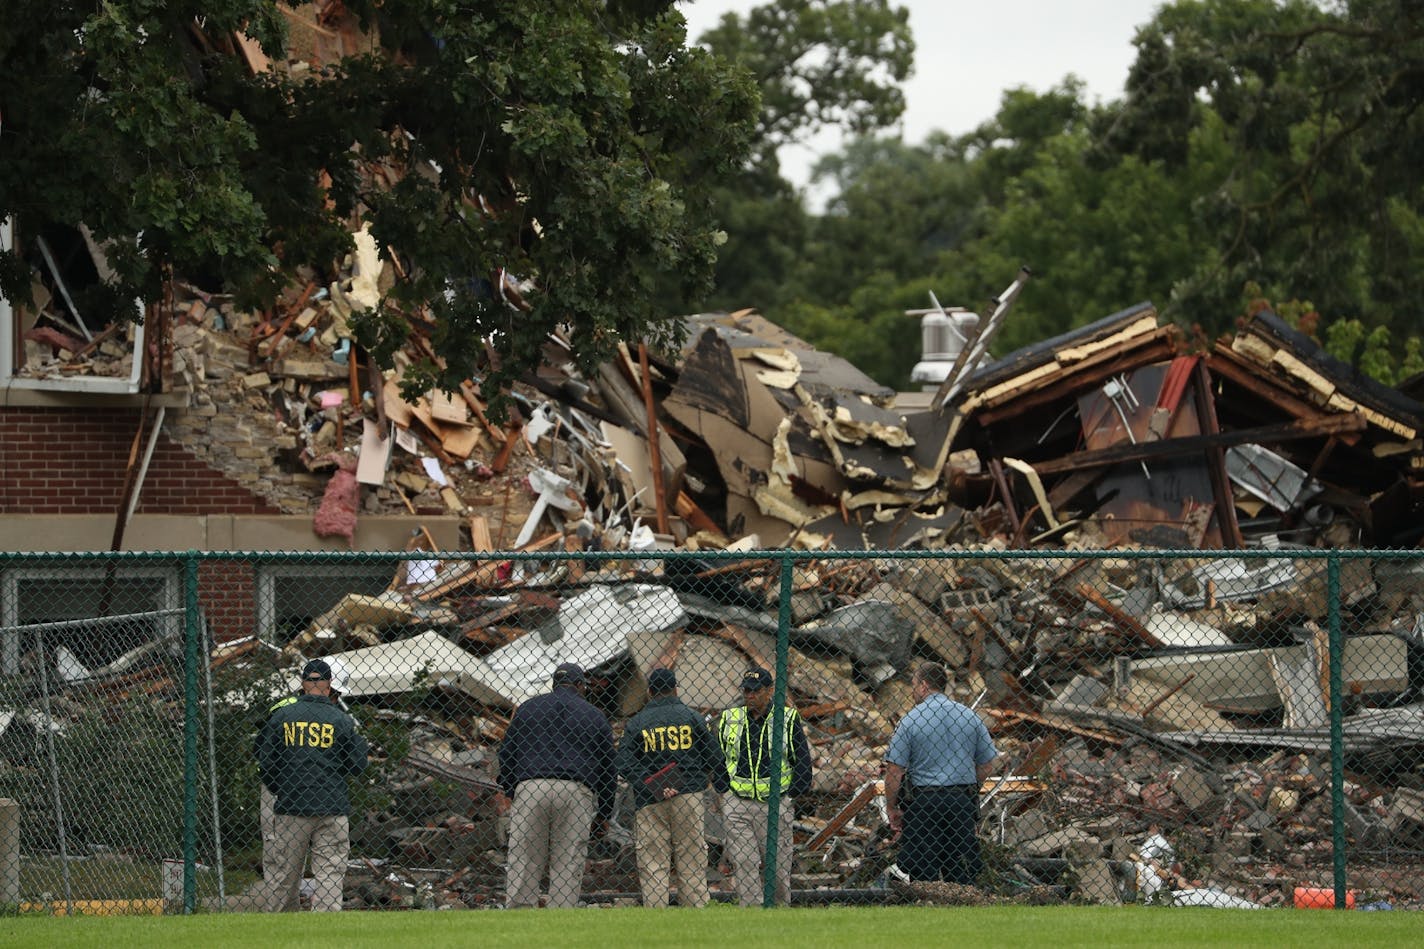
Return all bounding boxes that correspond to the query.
[301,659,333,682]
[740,667,773,692]
[647,668,677,693]
[552,662,586,685]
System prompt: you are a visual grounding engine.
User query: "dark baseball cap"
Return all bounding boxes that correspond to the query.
[647,668,677,693]
[552,662,586,685]
[740,667,773,692]
[301,659,333,682]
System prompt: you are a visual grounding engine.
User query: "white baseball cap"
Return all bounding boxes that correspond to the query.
[325,656,350,695]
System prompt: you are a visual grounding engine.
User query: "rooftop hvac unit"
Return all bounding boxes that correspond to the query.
[908,304,978,389]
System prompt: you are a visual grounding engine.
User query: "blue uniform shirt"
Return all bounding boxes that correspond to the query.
[497,685,616,822]
[886,692,997,787]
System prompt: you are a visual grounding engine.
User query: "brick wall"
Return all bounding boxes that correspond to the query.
[200,557,258,641]
[0,406,282,516]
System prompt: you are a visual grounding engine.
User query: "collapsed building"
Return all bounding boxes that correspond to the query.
[3,8,1423,908]
[5,224,1423,907]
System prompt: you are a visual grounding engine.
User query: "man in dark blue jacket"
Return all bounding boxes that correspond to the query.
[617,667,719,907]
[496,662,615,908]
[256,659,368,912]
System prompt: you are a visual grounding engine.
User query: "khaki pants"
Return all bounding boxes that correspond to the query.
[634,791,708,908]
[721,793,794,906]
[257,784,300,911]
[264,813,349,912]
[506,778,595,908]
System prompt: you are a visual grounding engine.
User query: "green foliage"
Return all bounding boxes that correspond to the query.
[0,1,759,398]
[6,695,187,859]
[697,0,914,162]
[691,0,915,312]
[1094,0,1424,336]
[711,0,1424,395]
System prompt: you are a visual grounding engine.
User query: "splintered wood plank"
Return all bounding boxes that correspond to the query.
[469,515,493,552]
[430,388,470,425]
[440,422,483,459]
[383,389,416,428]
[806,779,883,852]
[1076,584,1163,648]
[233,31,271,74]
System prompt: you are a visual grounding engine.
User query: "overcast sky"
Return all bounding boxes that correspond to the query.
[680,0,1166,189]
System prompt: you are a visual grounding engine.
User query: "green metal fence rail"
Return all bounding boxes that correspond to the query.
[0,547,1419,913]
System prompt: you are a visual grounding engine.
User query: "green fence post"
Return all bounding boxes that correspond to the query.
[763,552,795,908]
[1327,553,1347,909]
[183,553,200,914]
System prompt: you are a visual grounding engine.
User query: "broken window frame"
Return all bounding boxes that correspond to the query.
[254,562,398,646]
[0,563,181,675]
[0,217,146,395]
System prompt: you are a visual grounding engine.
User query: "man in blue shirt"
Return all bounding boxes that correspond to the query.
[884,662,999,884]
[496,662,615,908]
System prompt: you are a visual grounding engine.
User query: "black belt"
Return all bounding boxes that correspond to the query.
[914,784,977,794]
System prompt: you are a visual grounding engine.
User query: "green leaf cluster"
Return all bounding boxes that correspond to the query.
[702,0,1424,391]
[0,1,759,395]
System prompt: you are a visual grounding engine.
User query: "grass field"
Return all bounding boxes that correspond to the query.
[0,905,1413,948]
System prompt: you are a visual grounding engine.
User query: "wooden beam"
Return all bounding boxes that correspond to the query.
[1208,344,1350,432]
[639,343,670,534]
[974,331,1177,425]
[459,380,507,446]
[1076,583,1163,648]
[1030,412,1367,476]
[1192,360,1243,549]
[675,491,725,537]
[988,458,1021,541]
[806,779,883,852]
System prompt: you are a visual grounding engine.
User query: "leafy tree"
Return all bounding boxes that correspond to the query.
[697,0,914,165]
[770,0,1424,390]
[769,85,1119,386]
[0,1,759,400]
[1100,0,1424,334]
[692,0,915,312]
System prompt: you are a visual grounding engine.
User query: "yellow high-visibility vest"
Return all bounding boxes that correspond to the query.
[717,705,799,801]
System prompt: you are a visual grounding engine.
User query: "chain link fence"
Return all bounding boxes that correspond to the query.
[1,548,1421,913]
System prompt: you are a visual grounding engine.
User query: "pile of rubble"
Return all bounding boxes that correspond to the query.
[11,2,1424,910]
[193,530,1422,909]
[19,253,1424,906]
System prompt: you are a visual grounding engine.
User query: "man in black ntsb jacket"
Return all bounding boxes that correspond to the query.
[617,667,719,907]
[256,659,368,912]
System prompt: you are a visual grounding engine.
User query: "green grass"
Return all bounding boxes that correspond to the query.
[0,904,1414,948]
[18,857,251,901]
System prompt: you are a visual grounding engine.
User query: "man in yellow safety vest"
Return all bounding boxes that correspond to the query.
[713,667,812,906]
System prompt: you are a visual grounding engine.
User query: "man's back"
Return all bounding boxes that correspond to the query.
[619,695,717,805]
[258,694,368,815]
[500,686,616,819]
[505,687,610,765]
[890,693,993,787]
